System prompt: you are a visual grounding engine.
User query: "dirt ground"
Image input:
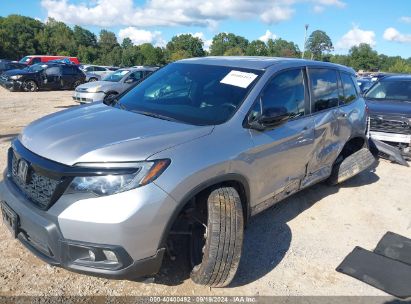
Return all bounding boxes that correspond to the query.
[0,87,410,298]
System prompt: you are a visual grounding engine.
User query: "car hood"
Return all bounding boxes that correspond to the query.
[4,69,35,76]
[19,103,213,166]
[76,80,117,91]
[366,99,411,117]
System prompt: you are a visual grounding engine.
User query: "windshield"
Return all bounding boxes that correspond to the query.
[365,80,411,102]
[26,64,47,73]
[114,63,262,125]
[102,70,129,82]
[19,56,31,63]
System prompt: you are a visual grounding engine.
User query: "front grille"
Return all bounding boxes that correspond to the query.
[10,152,61,209]
[370,115,411,135]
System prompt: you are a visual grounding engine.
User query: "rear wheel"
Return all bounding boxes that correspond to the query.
[190,187,244,287]
[88,77,98,82]
[22,80,38,92]
[328,148,376,185]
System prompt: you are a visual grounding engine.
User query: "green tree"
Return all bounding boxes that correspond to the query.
[246,40,268,56]
[98,30,119,53]
[0,15,44,60]
[73,25,97,48]
[387,58,411,73]
[209,33,249,56]
[121,37,133,49]
[37,18,77,56]
[349,43,380,71]
[267,38,301,58]
[306,30,333,60]
[329,54,351,66]
[166,34,205,59]
[139,43,165,65]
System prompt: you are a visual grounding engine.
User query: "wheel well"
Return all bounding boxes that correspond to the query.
[162,178,250,248]
[340,137,366,159]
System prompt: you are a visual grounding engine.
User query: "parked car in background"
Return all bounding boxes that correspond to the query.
[19,55,80,66]
[79,65,118,79]
[85,72,102,82]
[0,62,85,92]
[73,66,158,103]
[357,77,373,94]
[0,60,26,74]
[365,75,411,158]
[0,57,375,287]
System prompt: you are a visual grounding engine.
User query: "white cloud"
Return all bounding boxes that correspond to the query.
[118,27,166,47]
[399,16,411,24]
[41,0,345,28]
[336,26,376,50]
[259,30,277,43]
[383,27,411,43]
[313,5,325,13]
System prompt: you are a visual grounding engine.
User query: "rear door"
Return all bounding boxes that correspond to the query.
[248,68,315,212]
[43,66,61,90]
[304,67,343,186]
[61,66,76,88]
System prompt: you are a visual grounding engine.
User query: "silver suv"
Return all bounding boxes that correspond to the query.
[0,57,375,287]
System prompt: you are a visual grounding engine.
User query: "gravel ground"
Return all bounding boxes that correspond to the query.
[0,87,410,297]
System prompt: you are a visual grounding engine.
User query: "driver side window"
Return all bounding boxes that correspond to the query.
[261,69,306,119]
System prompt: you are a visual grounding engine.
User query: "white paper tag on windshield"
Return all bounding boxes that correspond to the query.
[220,70,258,88]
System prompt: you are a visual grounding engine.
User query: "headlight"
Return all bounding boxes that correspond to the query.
[86,85,102,93]
[10,75,22,80]
[65,160,170,196]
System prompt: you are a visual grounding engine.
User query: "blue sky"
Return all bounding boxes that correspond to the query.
[1,0,411,57]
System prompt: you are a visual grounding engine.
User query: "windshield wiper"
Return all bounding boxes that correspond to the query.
[131,110,179,122]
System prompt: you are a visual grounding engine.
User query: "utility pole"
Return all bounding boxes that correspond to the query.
[302,24,309,59]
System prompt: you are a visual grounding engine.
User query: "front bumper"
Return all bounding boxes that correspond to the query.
[73,91,106,103]
[370,131,411,144]
[0,79,22,91]
[0,177,167,279]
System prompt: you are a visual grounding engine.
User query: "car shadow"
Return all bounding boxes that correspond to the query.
[151,167,380,287]
[54,105,76,109]
[0,133,19,143]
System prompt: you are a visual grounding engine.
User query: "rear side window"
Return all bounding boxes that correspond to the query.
[45,66,60,76]
[309,68,339,112]
[94,66,106,72]
[340,72,357,105]
[260,69,306,119]
[31,58,41,64]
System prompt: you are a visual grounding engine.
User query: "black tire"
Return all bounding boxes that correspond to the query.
[328,148,376,185]
[104,92,118,102]
[88,78,98,82]
[190,187,244,287]
[73,80,82,89]
[22,80,38,92]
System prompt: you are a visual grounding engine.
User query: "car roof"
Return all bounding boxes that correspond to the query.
[178,56,355,73]
[380,74,411,81]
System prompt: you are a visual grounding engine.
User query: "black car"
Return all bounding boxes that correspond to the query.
[0,60,26,74]
[365,75,411,158]
[0,63,86,92]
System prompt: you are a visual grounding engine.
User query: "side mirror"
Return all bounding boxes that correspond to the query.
[248,107,290,131]
[125,78,134,84]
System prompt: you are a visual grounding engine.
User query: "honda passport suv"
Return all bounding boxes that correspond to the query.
[0,57,375,287]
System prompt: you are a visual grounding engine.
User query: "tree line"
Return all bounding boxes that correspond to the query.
[1,14,411,73]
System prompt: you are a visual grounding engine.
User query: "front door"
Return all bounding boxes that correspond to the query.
[247,68,315,214]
